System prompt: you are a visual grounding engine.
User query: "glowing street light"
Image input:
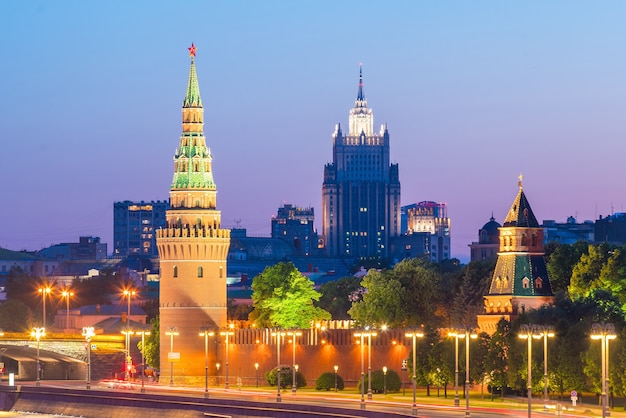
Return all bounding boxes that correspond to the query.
[533,325,554,402]
[82,327,95,390]
[405,330,424,417]
[61,289,74,334]
[121,327,134,381]
[38,285,51,329]
[448,330,462,407]
[383,366,388,395]
[216,362,220,386]
[122,289,136,380]
[287,330,302,394]
[136,327,151,394]
[334,365,338,392]
[271,330,286,403]
[591,323,617,418]
[449,329,478,417]
[165,326,178,386]
[518,324,537,418]
[31,327,45,386]
[199,327,215,398]
[355,327,377,408]
[254,362,259,388]
[220,323,235,390]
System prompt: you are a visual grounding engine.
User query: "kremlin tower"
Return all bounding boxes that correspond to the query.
[477,177,554,334]
[156,44,230,381]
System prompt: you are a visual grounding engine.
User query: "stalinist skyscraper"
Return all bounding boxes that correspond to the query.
[156,44,230,380]
[322,66,400,259]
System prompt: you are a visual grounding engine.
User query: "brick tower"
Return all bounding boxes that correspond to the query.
[156,44,230,380]
[477,177,554,334]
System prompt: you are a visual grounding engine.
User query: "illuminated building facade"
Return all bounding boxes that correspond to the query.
[322,66,400,259]
[113,200,168,258]
[156,44,230,379]
[403,201,451,262]
[477,180,554,334]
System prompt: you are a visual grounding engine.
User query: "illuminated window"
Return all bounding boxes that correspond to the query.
[522,277,530,289]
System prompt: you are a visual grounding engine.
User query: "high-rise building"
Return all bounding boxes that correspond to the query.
[402,201,451,262]
[113,200,168,258]
[477,180,554,334]
[156,44,231,380]
[271,204,317,256]
[322,66,400,260]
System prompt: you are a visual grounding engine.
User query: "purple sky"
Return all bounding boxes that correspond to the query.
[2,1,626,262]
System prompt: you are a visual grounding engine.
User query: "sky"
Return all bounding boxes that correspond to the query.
[2,1,626,262]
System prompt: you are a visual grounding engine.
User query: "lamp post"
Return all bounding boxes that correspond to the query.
[121,327,134,381]
[31,327,45,386]
[591,323,617,418]
[383,366,388,395]
[354,328,376,409]
[334,365,338,392]
[165,327,178,386]
[255,362,259,388]
[220,323,234,390]
[288,331,302,394]
[534,325,554,402]
[122,289,136,381]
[448,330,462,407]
[199,328,215,398]
[61,289,74,334]
[82,327,95,390]
[271,330,285,403]
[38,285,51,329]
[216,362,220,386]
[518,324,537,418]
[136,328,151,394]
[405,330,424,417]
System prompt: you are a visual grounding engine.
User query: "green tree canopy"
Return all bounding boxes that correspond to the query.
[249,262,330,329]
[317,276,362,320]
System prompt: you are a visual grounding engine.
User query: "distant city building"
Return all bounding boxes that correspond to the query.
[322,66,400,260]
[595,213,626,245]
[468,215,501,262]
[389,233,430,261]
[402,202,450,262]
[113,200,168,258]
[478,180,555,334]
[542,216,594,244]
[39,236,107,261]
[271,204,317,256]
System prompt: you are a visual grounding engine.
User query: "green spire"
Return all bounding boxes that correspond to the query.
[183,43,202,107]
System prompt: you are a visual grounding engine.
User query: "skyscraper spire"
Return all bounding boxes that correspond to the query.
[356,63,365,102]
[183,43,202,108]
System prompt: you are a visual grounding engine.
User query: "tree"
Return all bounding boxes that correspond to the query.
[317,276,362,320]
[249,262,330,329]
[0,299,33,331]
[141,316,160,369]
[546,241,588,293]
[568,244,611,300]
[348,269,404,327]
[450,260,494,327]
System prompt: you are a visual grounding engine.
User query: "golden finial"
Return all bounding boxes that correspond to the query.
[518,173,523,188]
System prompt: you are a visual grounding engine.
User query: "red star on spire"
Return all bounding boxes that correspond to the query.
[188,43,196,57]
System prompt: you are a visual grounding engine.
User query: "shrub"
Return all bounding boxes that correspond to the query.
[316,371,344,391]
[357,368,402,393]
[265,366,306,388]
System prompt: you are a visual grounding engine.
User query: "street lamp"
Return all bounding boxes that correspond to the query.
[61,289,74,334]
[518,324,538,418]
[165,327,178,386]
[121,327,134,381]
[334,365,338,392]
[82,327,95,390]
[383,366,387,395]
[271,330,286,403]
[405,330,424,417]
[220,323,235,390]
[255,362,259,388]
[354,327,377,404]
[136,327,151,394]
[216,362,220,386]
[534,325,554,402]
[287,330,302,393]
[199,328,215,398]
[38,285,51,329]
[31,327,46,386]
[122,289,136,380]
[448,330,462,407]
[591,323,617,418]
